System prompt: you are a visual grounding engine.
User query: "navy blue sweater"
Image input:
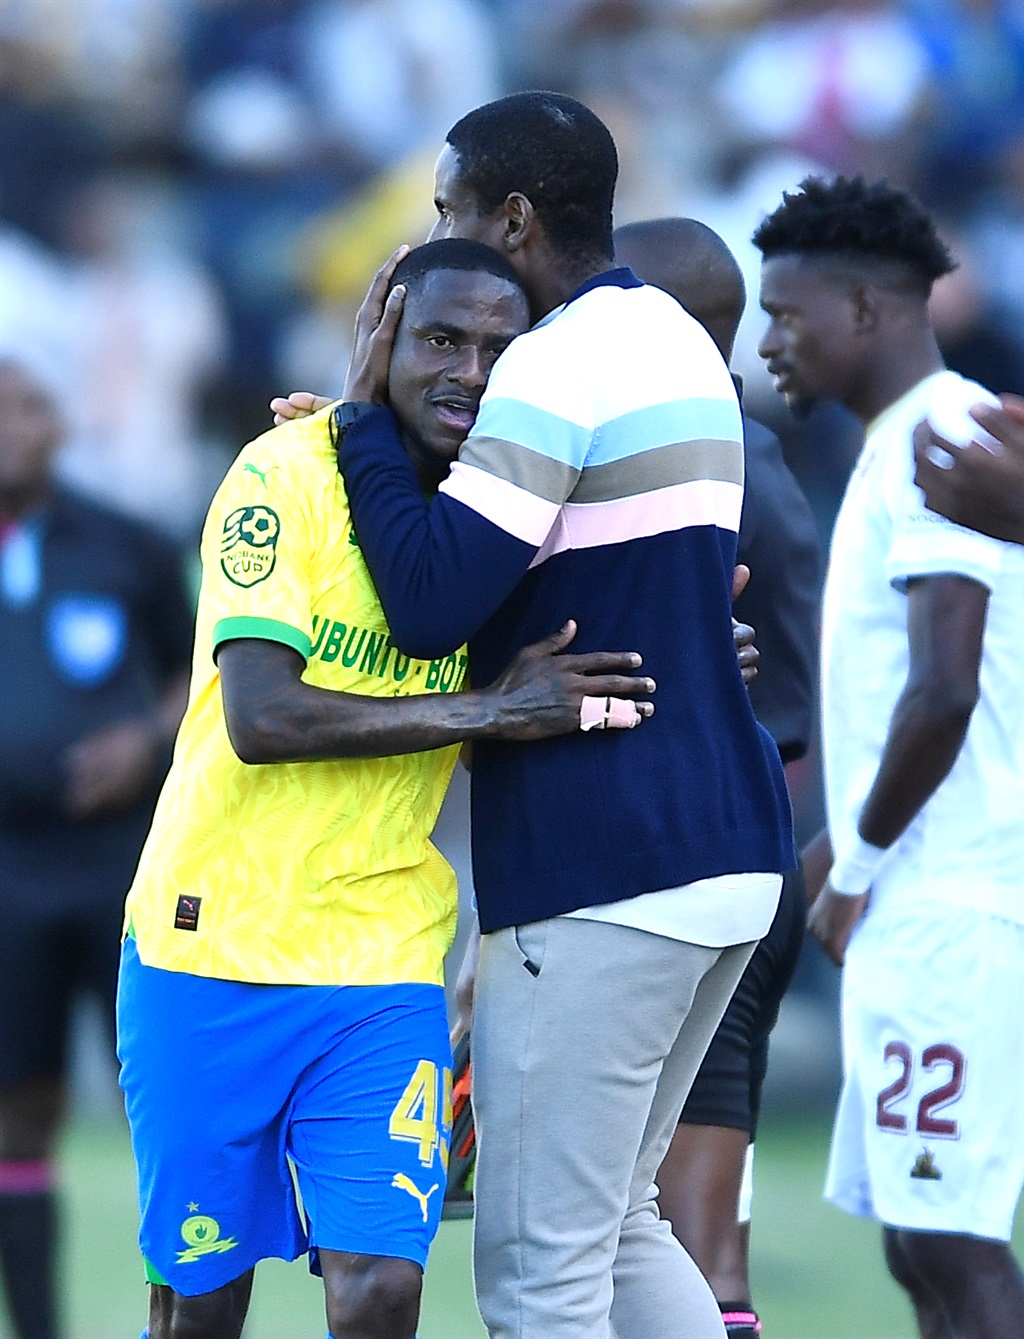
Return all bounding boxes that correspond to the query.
[340,272,795,931]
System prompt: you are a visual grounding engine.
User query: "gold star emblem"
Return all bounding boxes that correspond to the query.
[187,1202,199,1212]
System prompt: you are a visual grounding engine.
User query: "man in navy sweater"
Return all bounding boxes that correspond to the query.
[334,93,793,1339]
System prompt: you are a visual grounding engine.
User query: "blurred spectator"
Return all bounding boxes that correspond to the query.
[498,2,730,208]
[967,134,1024,340]
[259,0,501,415]
[677,146,830,404]
[183,0,332,174]
[178,0,361,442]
[0,37,106,250]
[303,0,500,168]
[930,226,1024,394]
[0,226,74,388]
[904,0,1024,204]
[279,146,439,397]
[0,0,182,143]
[180,0,497,442]
[715,0,930,180]
[55,171,230,542]
[673,141,870,558]
[0,355,194,1339]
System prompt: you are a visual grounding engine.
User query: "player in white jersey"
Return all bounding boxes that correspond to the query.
[754,175,1024,1339]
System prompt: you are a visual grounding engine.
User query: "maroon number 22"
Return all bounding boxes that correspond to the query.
[876,1041,966,1138]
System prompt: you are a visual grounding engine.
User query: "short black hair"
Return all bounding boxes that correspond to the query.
[445,92,617,265]
[391,237,525,297]
[752,175,955,297]
[329,239,526,447]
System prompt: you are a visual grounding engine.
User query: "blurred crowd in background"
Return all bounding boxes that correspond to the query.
[1,0,1022,851]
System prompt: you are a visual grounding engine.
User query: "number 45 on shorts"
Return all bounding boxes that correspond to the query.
[876,1041,966,1138]
[389,1059,454,1171]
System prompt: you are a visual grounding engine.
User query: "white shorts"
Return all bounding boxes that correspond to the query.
[825,899,1024,1241]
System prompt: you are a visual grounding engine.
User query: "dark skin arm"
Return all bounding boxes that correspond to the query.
[808,573,988,964]
[800,826,833,905]
[912,394,1024,546]
[270,253,762,682]
[218,620,655,765]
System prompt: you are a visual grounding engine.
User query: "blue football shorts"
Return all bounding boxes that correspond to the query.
[116,936,453,1297]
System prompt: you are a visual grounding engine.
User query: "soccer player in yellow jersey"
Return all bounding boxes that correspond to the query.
[117,239,656,1339]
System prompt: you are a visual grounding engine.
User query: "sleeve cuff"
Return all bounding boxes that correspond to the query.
[212,616,311,663]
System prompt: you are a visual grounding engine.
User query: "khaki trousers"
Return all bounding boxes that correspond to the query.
[471,914,756,1339]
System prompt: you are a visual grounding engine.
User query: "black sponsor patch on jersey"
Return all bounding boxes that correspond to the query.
[174,896,202,932]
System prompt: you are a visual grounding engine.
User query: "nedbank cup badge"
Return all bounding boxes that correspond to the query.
[220,505,280,587]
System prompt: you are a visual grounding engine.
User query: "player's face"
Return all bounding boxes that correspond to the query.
[0,363,61,502]
[428,144,507,252]
[757,255,861,416]
[387,267,529,486]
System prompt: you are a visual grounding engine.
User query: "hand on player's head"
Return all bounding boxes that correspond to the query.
[343,247,411,405]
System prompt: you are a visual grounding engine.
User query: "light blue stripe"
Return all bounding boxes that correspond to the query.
[472,398,592,468]
[591,399,742,465]
[471,396,742,471]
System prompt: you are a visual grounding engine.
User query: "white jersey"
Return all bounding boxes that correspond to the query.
[821,369,1024,925]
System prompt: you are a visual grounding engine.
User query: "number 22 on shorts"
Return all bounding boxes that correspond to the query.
[876,1041,966,1138]
[389,1059,454,1170]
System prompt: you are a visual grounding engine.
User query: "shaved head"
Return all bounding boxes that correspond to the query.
[614,218,745,361]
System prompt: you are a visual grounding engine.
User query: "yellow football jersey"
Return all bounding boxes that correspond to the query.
[125,405,467,986]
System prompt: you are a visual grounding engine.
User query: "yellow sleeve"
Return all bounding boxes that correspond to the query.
[199,424,322,663]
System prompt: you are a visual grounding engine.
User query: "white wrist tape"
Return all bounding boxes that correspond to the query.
[579,696,641,731]
[830,835,888,896]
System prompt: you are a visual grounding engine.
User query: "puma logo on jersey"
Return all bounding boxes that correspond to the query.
[243,463,278,487]
[392,1173,439,1222]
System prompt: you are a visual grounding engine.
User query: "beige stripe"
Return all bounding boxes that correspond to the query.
[570,439,743,504]
[458,435,580,504]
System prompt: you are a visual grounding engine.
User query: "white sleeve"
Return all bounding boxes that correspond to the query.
[886,379,1008,593]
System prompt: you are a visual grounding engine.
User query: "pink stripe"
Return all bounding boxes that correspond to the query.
[0,1159,55,1194]
[441,462,559,546]
[529,479,742,567]
[721,1313,761,1334]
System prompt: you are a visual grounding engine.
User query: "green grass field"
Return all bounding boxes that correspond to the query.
[1,1113,1020,1339]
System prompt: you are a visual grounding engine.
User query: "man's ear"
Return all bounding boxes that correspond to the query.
[502,192,535,253]
[851,282,881,332]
